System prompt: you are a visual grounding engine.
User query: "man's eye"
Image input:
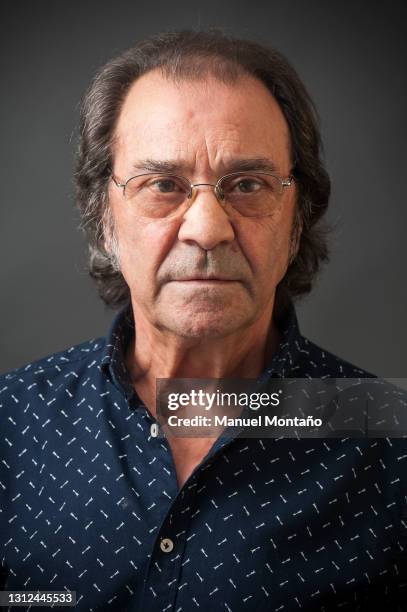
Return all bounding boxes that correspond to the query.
[149,179,182,193]
[235,179,261,193]
[225,176,266,195]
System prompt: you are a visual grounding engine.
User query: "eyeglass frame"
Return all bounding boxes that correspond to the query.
[110,170,295,206]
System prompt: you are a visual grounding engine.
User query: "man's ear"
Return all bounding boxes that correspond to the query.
[99,205,121,272]
[288,211,303,265]
[103,231,113,256]
[101,205,115,255]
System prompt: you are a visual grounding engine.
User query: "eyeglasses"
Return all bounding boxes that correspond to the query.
[111,170,294,219]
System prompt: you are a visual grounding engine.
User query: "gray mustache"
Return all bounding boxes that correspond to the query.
[157,245,251,285]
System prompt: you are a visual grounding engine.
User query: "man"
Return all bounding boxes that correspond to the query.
[0,30,406,611]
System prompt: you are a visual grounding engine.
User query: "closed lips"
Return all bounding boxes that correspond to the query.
[173,277,237,281]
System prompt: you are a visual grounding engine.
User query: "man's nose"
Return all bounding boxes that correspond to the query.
[177,187,235,250]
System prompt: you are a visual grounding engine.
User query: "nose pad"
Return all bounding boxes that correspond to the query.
[189,183,226,206]
[215,184,225,202]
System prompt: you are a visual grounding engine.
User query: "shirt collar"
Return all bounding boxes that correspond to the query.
[259,299,303,381]
[100,299,303,401]
[101,302,136,401]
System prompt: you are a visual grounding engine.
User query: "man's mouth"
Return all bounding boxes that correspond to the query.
[170,277,238,282]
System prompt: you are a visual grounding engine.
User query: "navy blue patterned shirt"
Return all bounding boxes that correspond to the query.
[1,303,406,611]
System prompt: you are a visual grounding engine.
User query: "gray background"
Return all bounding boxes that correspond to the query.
[1,0,406,377]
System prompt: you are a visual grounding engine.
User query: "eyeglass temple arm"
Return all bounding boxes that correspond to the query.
[282,175,294,188]
[110,174,126,189]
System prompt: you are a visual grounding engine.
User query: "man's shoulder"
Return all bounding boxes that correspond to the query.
[296,335,376,378]
[293,335,407,435]
[0,336,117,455]
[0,336,107,395]
[276,301,377,379]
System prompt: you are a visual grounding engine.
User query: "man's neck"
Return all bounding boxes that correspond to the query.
[125,304,281,417]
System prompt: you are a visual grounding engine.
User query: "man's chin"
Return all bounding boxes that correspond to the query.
[156,307,254,340]
[153,284,256,338]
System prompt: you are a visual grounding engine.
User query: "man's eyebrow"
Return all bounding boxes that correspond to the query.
[131,159,184,174]
[223,157,278,174]
[130,157,279,175]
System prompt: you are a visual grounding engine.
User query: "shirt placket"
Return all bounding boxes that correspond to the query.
[137,423,240,612]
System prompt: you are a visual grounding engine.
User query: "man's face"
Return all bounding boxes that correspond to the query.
[108,70,297,339]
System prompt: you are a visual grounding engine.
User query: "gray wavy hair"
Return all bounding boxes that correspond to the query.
[76,29,330,311]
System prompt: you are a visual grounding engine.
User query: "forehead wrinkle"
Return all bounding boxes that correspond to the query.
[188,130,243,177]
[113,73,292,176]
[126,130,246,178]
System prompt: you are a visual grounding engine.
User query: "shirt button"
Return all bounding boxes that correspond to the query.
[160,538,174,553]
[150,423,159,437]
